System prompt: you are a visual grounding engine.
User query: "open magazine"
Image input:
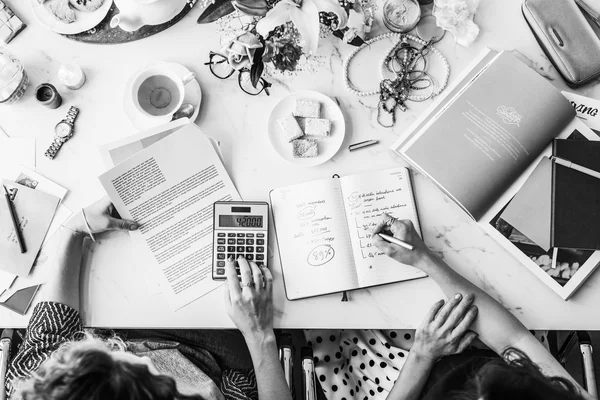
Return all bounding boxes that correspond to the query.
[393,49,600,300]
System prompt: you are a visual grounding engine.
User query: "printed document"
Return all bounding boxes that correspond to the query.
[99,124,240,310]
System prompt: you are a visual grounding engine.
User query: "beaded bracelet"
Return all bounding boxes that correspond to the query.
[343,32,450,99]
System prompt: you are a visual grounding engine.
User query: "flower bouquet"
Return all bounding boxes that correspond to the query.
[198,0,375,85]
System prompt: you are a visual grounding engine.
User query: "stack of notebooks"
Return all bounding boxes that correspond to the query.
[393,48,600,300]
[0,132,73,313]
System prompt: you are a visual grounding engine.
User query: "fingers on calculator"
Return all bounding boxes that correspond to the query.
[213,232,268,279]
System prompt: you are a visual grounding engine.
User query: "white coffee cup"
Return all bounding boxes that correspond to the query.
[131,65,194,121]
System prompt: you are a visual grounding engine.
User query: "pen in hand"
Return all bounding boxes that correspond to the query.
[364,228,414,250]
[377,232,414,251]
[3,185,26,254]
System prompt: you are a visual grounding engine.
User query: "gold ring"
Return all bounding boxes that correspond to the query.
[384,217,397,226]
[242,282,255,288]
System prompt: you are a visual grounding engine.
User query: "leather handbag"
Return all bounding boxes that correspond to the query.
[522,0,600,87]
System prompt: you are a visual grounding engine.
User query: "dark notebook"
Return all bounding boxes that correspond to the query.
[551,139,600,250]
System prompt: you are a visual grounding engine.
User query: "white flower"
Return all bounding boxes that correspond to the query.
[221,31,263,70]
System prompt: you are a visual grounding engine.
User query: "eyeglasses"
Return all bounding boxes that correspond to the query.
[204,51,272,96]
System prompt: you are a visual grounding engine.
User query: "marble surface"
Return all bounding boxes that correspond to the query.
[2,0,600,329]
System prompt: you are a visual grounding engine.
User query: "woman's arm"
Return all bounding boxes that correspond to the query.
[40,197,139,310]
[388,295,478,400]
[373,214,593,399]
[224,257,292,400]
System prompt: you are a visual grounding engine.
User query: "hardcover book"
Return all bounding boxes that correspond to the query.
[392,49,600,300]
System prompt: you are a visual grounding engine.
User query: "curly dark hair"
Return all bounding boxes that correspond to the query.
[13,335,205,400]
[451,348,586,400]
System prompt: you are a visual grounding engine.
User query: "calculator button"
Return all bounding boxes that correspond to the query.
[246,239,254,245]
[257,234,265,237]
[256,254,265,261]
[216,268,225,275]
[217,246,225,252]
[246,254,254,261]
[257,239,265,245]
[256,262,264,268]
[217,261,225,267]
[228,246,236,252]
[228,233,236,237]
[218,233,226,237]
[237,246,245,253]
[247,233,254,237]
[237,239,245,245]
[246,246,254,253]
[217,253,225,260]
[227,254,235,260]
[217,239,226,244]
[237,254,245,259]
[257,246,265,253]
[228,239,235,245]
[237,233,245,237]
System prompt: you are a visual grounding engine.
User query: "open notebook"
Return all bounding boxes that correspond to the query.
[270,167,427,300]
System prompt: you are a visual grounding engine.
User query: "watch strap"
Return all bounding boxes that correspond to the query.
[65,106,79,125]
[44,137,65,160]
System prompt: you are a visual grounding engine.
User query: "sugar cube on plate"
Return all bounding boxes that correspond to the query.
[278,114,304,143]
[294,99,320,118]
[304,118,331,137]
[292,138,319,158]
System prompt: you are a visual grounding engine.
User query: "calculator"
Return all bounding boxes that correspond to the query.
[212,201,269,280]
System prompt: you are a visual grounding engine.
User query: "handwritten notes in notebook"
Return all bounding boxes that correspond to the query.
[341,169,425,288]
[270,167,426,300]
[271,179,358,300]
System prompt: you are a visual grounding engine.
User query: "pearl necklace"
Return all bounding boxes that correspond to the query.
[343,33,450,100]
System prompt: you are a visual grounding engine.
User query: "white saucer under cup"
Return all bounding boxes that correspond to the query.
[124,62,202,130]
[268,90,346,167]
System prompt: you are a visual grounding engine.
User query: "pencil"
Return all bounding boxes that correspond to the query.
[377,233,414,251]
[3,185,25,254]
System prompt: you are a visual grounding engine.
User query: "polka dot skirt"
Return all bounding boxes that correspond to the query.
[304,329,415,399]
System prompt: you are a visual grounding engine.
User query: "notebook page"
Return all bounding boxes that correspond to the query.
[270,179,359,300]
[339,168,427,288]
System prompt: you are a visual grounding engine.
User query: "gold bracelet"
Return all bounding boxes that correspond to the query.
[80,208,97,243]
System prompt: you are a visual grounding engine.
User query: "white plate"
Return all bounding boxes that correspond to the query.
[123,62,202,130]
[268,91,346,167]
[31,0,114,35]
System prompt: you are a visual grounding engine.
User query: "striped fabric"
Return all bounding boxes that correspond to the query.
[6,302,82,396]
[221,369,258,400]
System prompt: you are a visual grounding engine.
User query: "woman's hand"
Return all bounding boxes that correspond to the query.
[412,293,479,362]
[224,256,274,343]
[64,196,139,234]
[371,213,431,266]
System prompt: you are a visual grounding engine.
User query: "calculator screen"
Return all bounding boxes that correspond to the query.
[219,215,264,228]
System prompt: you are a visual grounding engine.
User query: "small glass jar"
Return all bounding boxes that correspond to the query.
[58,63,86,90]
[383,0,422,33]
[0,46,28,105]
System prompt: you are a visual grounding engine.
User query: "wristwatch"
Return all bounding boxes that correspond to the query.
[44,106,79,160]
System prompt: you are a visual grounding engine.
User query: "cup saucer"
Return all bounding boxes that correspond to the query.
[124,62,202,130]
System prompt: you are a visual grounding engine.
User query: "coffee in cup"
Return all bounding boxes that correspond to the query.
[132,66,194,121]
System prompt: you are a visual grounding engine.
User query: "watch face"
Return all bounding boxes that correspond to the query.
[55,122,72,138]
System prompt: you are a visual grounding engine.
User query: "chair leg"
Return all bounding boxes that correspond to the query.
[577,331,598,398]
[0,329,13,400]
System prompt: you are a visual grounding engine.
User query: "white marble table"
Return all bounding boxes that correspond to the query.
[1,0,600,329]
